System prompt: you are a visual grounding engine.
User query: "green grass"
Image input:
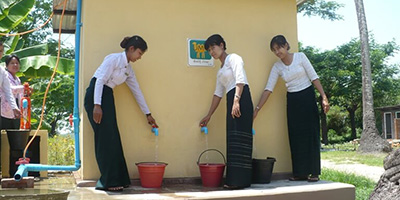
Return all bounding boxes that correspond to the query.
[322,142,359,151]
[321,151,387,167]
[321,168,376,200]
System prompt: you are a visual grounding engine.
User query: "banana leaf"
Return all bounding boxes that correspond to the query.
[0,0,35,32]
[0,43,46,62]
[18,55,75,77]
[0,0,19,21]
[14,37,24,50]
[4,35,19,54]
[12,43,48,58]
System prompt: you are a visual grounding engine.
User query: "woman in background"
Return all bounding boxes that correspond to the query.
[0,42,21,173]
[1,54,24,129]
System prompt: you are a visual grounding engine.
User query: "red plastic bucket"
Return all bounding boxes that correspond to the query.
[197,149,226,187]
[136,162,168,188]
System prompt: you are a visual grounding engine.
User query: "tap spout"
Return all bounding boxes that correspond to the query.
[201,126,208,134]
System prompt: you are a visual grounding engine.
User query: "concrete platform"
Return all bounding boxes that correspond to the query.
[75,177,355,200]
[10,173,355,200]
[68,180,355,200]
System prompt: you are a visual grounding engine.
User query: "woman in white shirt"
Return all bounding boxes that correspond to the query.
[0,46,20,124]
[0,42,21,171]
[1,55,24,129]
[199,34,253,189]
[84,35,158,192]
[254,35,329,182]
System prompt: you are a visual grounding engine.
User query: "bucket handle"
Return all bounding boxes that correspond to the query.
[197,149,226,165]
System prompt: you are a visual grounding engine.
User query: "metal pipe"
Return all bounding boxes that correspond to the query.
[14,0,83,181]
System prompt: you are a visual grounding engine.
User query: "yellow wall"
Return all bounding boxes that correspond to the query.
[80,0,299,179]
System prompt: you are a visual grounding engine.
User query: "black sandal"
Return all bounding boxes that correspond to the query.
[307,175,320,182]
[289,176,308,181]
[223,185,246,190]
[96,186,124,192]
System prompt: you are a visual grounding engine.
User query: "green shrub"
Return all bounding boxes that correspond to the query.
[327,106,349,136]
[327,129,346,144]
[48,134,75,165]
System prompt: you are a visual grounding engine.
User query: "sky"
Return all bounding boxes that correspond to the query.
[297,0,400,65]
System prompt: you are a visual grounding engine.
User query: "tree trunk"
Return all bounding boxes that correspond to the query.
[49,115,60,138]
[354,0,391,153]
[347,106,357,140]
[370,149,400,199]
[319,97,328,144]
[50,119,57,138]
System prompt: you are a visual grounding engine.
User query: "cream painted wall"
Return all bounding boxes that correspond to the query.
[80,0,299,179]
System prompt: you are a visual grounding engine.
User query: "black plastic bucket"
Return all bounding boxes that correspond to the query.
[252,157,276,184]
[6,129,30,150]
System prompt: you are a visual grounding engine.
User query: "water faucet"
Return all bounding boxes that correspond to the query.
[201,126,208,135]
[152,126,159,136]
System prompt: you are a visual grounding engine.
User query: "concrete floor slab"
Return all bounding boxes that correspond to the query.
[1,173,355,200]
[66,180,355,200]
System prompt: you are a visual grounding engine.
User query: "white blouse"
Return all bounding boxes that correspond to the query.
[264,52,319,93]
[1,71,23,118]
[93,52,150,114]
[214,54,249,97]
[0,67,18,111]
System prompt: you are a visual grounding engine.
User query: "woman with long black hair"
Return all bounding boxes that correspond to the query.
[1,54,24,129]
[254,35,329,182]
[199,34,253,189]
[84,35,158,191]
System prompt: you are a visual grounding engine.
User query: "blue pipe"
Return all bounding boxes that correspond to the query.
[14,0,83,181]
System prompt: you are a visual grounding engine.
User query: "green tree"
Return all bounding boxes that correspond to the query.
[11,0,74,59]
[1,0,75,136]
[29,75,74,137]
[301,38,399,144]
[12,0,52,47]
[297,0,344,21]
[0,0,36,33]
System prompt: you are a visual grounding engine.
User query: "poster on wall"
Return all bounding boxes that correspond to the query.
[187,38,214,67]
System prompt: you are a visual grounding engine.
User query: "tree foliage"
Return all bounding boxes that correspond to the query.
[0,0,35,32]
[29,75,74,137]
[12,0,74,59]
[301,37,400,144]
[0,0,75,136]
[12,0,52,47]
[297,0,344,21]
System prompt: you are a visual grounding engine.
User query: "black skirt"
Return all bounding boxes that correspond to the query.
[1,117,20,129]
[287,85,321,176]
[84,78,131,189]
[225,85,253,187]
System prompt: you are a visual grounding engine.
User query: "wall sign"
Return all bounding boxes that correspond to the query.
[187,38,214,67]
